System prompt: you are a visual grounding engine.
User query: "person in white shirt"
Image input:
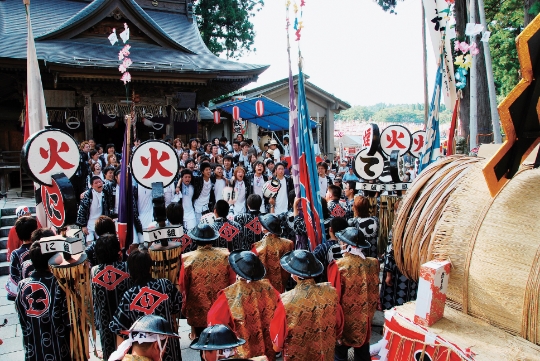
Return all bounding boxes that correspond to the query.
[268,163,292,215]
[405,163,416,182]
[135,181,153,241]
[213,164,227,201]
[247,161,268,213]
[176,169,196,231]
[283,136,290,156]
[265,158,275,178]
[317,161,331,199]
[238,141,250,167]
[231,140,241,160]
[223,155,234,181]
[220,136,233,152]
[193,162,214,224]
[229,167,248,215]
[269,139,281,162]
[77,176,107,243]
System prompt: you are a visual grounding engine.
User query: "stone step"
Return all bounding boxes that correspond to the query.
[1,207,35,217]
[1,215,17,227]
[0,249,6,263]
[0,237,7,250]
[0,261,9,276]
[0,226,11,238]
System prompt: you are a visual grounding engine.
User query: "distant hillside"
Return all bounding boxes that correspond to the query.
[335,103,453,124]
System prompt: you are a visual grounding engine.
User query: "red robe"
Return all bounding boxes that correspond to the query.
[270,278,344,361]
[208,278,281,361]
[327,253,379,347]
[252,234,294,293]
[179,245,235,327]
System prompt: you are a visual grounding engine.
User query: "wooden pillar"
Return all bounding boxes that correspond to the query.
[166,95,174,139]
[223,117,231,140]
[325,102,334,158]
[83,92,93,140]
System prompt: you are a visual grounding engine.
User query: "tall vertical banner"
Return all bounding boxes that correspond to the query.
[117,122,133,250]
[287,1,325,249]
[422,0,456,112]
[24,2,49,228]
[296,69,325,249]
[418,62,443,173]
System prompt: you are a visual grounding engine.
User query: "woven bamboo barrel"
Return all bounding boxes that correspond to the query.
[431,163,540,344]
[394,155,540,345]
[392,156,483,280]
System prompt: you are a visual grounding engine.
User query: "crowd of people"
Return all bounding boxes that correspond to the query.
[6,133,418,361]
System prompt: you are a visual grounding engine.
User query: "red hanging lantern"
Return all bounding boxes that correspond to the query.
[255,99,264,117]
[232,106,240,120]
[213,110,221,124]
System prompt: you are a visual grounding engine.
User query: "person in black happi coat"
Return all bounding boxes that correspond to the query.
[16,242,70,361]
[211,200,244,251]
[6,217,38,301]
[234,194,265,250]
[110,250,182,361]
[91,234,133,360]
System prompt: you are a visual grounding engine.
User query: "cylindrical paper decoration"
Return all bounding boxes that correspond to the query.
[213,110,220,124]
[232,106,240,120]
[255,99,264,116]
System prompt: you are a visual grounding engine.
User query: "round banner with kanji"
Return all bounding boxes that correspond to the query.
[363,123,380,156]
[352,148,384,180]
[40,173,77,228]
[380,125,412,157]
[21,128,80,186]
[131,140,179,189]
[410,130,427,158]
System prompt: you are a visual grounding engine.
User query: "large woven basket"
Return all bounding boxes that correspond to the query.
[393,156,540,345]
[392,156,483,280]
[431,163,540,344]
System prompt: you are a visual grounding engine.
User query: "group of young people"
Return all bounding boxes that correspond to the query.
[6,133,418,361]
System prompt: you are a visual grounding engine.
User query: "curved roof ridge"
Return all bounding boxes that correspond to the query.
[35,0,108,39]
[125,0,195,53]
[35,0,195,54]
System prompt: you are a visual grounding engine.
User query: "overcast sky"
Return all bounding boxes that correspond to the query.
[236,0,438,107]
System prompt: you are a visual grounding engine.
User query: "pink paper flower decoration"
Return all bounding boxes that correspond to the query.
[469,42,480,55]
[121,72,131,84]
[118,44,131,60]
[122,57,132,69]
[458,41,470,53]
[119,57,132,73]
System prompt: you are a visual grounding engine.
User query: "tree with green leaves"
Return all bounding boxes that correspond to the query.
[193,0,264,59]
[485,0,539,97]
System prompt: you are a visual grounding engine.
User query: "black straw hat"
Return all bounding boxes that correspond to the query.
[259,213,282,235]
[121,315,179,337]
[280,250,324,278]
[229,250,266,281]
[188,223,219,243]
[190,324,246,351]
[335,227,371,248]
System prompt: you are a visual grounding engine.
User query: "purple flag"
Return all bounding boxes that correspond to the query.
[117,124,133,249]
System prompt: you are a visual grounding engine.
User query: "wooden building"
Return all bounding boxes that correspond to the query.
[0,0,268,151]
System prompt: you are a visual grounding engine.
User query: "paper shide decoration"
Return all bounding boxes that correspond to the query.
[290,0,305,41]
[108,23,132,84]
[452,39,479,90]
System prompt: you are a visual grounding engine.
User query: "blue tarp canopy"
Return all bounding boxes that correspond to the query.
[216,96,317,131]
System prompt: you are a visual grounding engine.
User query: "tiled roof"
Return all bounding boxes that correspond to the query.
[0,0,268,74]
[243,74,351,110]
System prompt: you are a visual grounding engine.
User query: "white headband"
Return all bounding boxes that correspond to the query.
[109,332,168,361]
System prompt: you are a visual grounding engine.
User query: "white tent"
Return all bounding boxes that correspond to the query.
[335,134,363,147]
